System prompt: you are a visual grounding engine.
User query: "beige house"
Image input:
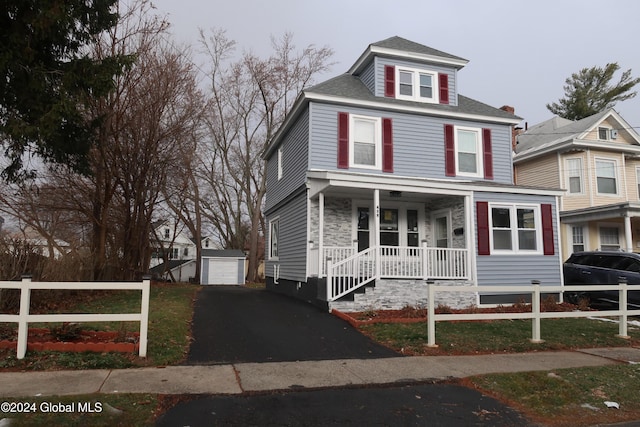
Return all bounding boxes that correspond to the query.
[514,109,640,261]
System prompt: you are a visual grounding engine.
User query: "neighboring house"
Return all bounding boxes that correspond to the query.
[149,259,197,283]
[149,220,212,268]
[514,108,640,261]
[262,36,564,311]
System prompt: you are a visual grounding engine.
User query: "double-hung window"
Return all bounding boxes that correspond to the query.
[490,205,541,253]
[595,159,618,195]
[572,226,585,253]
[396,67,438,103]
[350,115,381,169]
[565,158,583,194]
[456,127,482,177]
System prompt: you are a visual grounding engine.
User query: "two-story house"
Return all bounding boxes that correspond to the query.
[263,37,563,311]
[514,108,640,261]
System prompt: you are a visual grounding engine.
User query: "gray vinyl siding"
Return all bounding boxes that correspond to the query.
[359,60,376,94]
[265,190,308,283]
[265,108,309,211]
[375,57,456,106]
[308,102,513,184]
[474,192,561,288]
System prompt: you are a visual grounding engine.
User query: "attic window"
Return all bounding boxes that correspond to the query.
[396,67,438,103]
[598,127,609,140]
[598,127,617,140]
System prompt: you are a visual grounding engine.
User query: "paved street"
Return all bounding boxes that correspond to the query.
[156,382,532,426]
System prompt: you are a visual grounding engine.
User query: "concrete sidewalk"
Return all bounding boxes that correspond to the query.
[1,347,639,398]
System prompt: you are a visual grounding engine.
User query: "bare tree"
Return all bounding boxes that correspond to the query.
[197,30,333,281]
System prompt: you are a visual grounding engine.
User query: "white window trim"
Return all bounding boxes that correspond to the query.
[597,222,621,251]
[277,146,283,180]
[395,66,439,104]
[564,156,584,195]
[349,114,382,170]
[594,157,619,196]
[597,126,612,141]
[455,125,483,178]
[488,203,543,255]
[570,224,588,253]
[269,217,280,260]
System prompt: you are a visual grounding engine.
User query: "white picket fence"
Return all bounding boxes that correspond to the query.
[426,281,640,347]
[0,277,150,359]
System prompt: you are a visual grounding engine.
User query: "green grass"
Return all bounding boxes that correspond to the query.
[359,317,640,355]
[0,283,198,370]
[0,394,159,426]
[467,365,640,426]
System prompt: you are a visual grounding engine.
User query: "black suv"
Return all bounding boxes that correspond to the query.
[563,251,640,306]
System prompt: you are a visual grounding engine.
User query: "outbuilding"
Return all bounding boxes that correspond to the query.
[200,249,246,285]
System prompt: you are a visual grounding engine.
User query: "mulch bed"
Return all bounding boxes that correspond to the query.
[0,328,139,353]
[333,302,583,327]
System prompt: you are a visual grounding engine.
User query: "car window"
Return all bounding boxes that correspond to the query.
[623,259,640,273]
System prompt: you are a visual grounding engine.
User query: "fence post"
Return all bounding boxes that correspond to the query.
[617,277,630,339]
[530,280,543,343]
[138,276,151,357]
[17,276,32,359]
[427,280,438,347]
[326,258,333,303]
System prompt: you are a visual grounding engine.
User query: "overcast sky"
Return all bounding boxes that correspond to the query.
[151,0,640,129]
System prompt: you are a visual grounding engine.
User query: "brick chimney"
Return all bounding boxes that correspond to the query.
[500,105,522,151]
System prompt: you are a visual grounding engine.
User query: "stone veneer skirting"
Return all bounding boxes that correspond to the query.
[328,279,476,312]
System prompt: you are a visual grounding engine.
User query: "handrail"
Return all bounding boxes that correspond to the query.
[0,277,150,359]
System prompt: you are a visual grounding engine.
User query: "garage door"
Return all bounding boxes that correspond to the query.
[208,258,240,285]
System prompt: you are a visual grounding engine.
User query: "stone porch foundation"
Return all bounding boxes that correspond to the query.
[328,279,476,312]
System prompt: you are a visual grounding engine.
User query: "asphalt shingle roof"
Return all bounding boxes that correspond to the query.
[306,74,519,121]
[370,36,468,63]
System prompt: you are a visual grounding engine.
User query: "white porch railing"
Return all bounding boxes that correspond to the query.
[326,245,469,301]
[0,277,150,359]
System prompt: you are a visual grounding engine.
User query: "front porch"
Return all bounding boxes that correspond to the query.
[306,173,476,307]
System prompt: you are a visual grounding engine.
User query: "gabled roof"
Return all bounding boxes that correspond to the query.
[514,109,640,162]
[349,36,468,74]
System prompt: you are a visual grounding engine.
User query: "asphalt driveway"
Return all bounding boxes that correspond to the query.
[185,286,399,364]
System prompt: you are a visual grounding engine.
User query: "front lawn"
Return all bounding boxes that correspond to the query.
[0,282,198,371]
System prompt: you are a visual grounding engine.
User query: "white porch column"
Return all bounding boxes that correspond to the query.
[373,188,380,278]
[624,214,633,252]
[319,192,325,277]
[464,194,476,285]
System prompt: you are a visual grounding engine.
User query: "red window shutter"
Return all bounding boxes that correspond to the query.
[541,203,555,255]
[382,118,393,173]
[476,201,490,255]
[384,65,395,98]
[337,112,349,169]
[439,73,449,104]
[482,128,493,180]
[444,124,455,176]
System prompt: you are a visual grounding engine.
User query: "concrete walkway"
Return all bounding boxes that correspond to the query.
[2,347,639,398]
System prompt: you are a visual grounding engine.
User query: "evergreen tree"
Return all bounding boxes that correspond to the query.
[547,63,640,121]
[0,0,130,181]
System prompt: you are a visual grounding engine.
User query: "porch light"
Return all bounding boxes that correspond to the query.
[390,191,402,198]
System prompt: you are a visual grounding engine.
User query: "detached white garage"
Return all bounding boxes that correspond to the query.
[200,249,246,285]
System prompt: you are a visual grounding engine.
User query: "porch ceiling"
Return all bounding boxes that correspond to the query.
[315,186,446,203]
